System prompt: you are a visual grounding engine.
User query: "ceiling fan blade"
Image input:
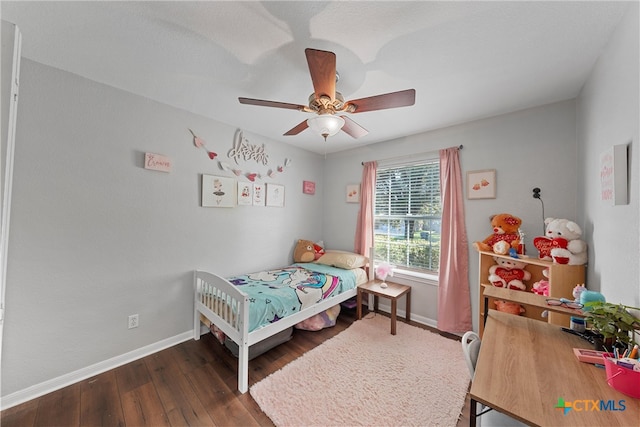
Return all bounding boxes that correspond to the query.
[305,48,336,101]
[340,116,369,139]
[239,97,306,111]
[284,120,309,136]
[345,89,416,114]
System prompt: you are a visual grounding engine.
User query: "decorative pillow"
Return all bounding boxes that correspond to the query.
[293,239,317,263]
[313,241,325,260]
[294,239,325,262]
[315,250,368,269]
[295,304,341,331]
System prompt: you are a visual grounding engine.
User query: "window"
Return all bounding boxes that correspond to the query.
[374,159,441,273]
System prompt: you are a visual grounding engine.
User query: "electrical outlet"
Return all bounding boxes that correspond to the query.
[128,314,139,329]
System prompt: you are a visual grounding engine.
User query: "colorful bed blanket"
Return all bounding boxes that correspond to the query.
[227,263,357,332]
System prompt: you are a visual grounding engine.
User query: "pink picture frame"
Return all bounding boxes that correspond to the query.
[303,180,316,195]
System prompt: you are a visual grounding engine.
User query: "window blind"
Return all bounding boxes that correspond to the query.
[374,159,441,272]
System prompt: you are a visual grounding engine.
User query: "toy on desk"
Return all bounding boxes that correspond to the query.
[572,284,586,301]
[488,256,531,291]
[579,290,606,312]
[473,213,522,255]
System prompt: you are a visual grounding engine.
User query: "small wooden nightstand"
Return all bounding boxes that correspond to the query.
[356,280,411,335]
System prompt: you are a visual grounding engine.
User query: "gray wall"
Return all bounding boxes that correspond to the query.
[577,2,639,307]
[2,60,325,399]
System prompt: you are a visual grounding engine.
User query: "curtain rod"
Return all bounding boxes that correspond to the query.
[361,145,463,165]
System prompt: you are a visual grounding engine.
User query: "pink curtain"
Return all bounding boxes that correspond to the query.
[354,161,377,256]
[437,148,472,333]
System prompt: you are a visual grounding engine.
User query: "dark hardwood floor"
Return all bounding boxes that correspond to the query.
[1,308,471,426]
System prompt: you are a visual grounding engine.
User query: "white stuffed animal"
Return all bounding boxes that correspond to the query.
[544,218,588,265]
[488,256,531,291]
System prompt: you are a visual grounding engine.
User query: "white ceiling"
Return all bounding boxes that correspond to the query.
[1,1,630,154]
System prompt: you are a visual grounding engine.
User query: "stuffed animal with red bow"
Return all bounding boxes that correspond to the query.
[533,218,587,265]
[488,256,531,291]
[474,213,522,255]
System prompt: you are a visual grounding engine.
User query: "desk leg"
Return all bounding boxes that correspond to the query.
[390,298,397,335]
[483,295,489,327]
[405,291,411,323]
[373,295,379,312]
[357,289,363,320]
[470,397,477,427]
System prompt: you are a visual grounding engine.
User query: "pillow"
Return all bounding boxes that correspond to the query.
[293,239,315,263]
[294,239,325,263]
[315,250,368,269]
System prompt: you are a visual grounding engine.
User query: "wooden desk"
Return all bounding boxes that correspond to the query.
[470,310,639,426]
[356,280,411,335]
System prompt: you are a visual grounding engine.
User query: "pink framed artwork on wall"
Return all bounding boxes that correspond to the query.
[303,180,315,195]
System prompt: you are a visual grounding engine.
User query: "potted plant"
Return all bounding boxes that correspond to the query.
[585,302,640,352]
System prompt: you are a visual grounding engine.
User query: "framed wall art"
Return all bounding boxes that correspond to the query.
[237,181,253,206]
[253,183,266,206]
[467,169,496,199]
[600,144,628,205]
[303,180,316,195]
[202,174,236,207]
[266,183,285,207]
[346,184,360,203]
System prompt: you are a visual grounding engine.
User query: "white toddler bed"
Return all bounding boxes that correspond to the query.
[194,254,370,393]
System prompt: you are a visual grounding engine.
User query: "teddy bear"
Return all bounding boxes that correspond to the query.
[533,218,587,265]
[474,213,522,255]
[488,256,531,291]
[531,268,550,296]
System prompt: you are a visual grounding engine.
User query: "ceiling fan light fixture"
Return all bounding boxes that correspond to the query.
[307,115,345,141]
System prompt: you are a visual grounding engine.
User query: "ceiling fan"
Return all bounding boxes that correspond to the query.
[239,48,416,141]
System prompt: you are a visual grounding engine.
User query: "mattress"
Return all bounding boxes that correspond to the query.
[226,262,365,332]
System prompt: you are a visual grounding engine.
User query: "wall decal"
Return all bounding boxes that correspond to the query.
[228,130,269,165]
[189,129,217,159]
[202,175,235,207]
[144,152,172,172]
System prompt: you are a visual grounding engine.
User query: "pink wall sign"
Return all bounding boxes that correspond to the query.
[144,152,172,173]
[303,180,316,195]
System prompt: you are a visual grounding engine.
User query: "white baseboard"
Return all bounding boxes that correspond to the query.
[373,304,438,330]
[1,330,193,411]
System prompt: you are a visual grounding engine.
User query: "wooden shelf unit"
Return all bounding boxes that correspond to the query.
[478,250,585,336]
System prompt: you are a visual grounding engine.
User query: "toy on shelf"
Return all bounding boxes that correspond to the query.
[474,213,522,255]
[532,268,550,296]
[533,218,587,265]
[488,256,531,291]
[580,290,606,312]
[495,300,525,315]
